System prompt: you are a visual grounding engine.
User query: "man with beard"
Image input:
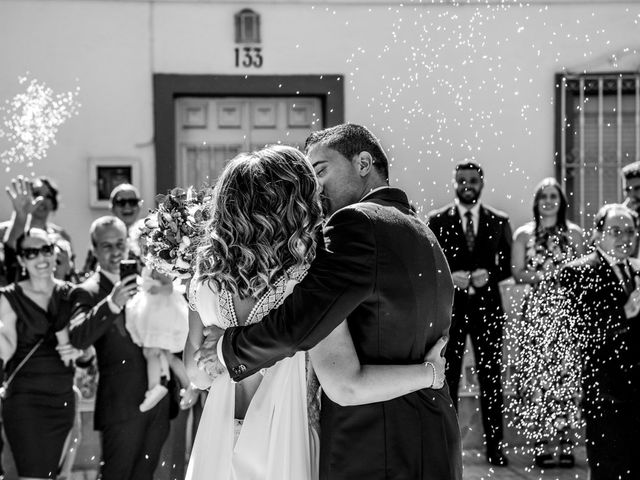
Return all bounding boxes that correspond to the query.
[427,161,512,466]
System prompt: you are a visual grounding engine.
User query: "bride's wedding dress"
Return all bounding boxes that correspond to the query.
[185,267,319,480]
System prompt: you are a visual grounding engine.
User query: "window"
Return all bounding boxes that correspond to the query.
[235,9,260,44]
[556,73,640,227]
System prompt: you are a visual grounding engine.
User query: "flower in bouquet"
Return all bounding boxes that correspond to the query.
[138,186,210,279]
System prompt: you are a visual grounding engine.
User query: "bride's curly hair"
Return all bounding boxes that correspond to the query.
[195,145,323,299]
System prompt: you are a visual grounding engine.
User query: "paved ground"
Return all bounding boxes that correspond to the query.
[463,446,588,480]
[62,447,589,480]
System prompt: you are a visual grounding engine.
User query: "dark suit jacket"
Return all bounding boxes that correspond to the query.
[69,272,148,430]
[427,202,512,311]
[222,188,461,479]
[558,252,639,415]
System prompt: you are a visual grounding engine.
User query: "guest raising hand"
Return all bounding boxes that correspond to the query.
[1,176,73,284]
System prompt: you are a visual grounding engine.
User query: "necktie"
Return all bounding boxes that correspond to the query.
[464,210,475,252]
[616,261,633,295]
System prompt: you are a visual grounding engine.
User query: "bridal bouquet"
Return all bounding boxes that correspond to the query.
[137,186,210,279]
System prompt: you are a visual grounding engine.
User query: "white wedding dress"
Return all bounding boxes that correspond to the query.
[185,267,320,480]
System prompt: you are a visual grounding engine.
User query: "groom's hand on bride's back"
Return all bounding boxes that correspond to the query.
[194,325,227,380]
[423,336,448,390]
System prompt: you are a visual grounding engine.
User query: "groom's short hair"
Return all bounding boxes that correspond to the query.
[305,123,389,182]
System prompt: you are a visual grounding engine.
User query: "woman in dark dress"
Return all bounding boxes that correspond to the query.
[0,228,79,479]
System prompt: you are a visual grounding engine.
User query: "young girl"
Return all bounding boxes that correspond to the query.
[126,266,191,412]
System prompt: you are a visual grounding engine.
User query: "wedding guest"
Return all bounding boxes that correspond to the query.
[558,204,639,479]
[510,178,585,468]
[81,183,144,276]
[69,216,170,480]
[0,228,80,479]
[427,161,512,466]
[125,267,190,412]
[621,161,640,217]
[2,176,73,283]
[53,235,81,283]
[621,161,640,257]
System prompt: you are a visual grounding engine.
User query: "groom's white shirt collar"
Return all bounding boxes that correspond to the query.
[361,185,390,202]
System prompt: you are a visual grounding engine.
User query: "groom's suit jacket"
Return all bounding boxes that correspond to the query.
[222,188,462,480]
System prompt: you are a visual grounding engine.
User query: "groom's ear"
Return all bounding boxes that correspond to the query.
[355,151,374,177]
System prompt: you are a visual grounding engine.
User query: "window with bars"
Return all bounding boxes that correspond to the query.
[555,73,640,228]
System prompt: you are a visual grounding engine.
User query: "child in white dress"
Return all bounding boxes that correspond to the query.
[126,267,191,412]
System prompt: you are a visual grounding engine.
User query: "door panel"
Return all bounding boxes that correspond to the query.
[175,97,322,188]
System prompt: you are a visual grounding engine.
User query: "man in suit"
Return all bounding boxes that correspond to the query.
[196,124,462,479]
[427,161,512,466]
[558,204,639,480]
[621,162,640,257]
[69,216,170,480]
[621,161,640,217]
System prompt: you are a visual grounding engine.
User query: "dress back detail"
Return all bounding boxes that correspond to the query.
[185,264,318,480]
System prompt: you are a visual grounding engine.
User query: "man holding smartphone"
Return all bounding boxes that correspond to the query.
[69,216,170,480]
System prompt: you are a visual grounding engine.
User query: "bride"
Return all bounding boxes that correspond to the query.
[183,145,447,480]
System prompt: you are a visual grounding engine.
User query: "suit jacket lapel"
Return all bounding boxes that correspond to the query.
[594,251,627,298]
[97,271,128,337]
[97,272,114,299]
[476,206,488,244]
[628,260,640,286]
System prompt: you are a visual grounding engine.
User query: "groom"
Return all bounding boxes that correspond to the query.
[196,124,462,479]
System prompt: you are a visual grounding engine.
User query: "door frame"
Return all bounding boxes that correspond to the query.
[153,74,345,195]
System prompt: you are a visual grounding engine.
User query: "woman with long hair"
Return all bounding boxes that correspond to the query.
[0,228,81,479]
[509,177,585,468]
[183,145,446,480]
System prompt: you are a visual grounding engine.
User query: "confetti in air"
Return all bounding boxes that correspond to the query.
[0,75,80,170]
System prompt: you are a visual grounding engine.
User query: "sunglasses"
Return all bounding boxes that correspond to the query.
[20,244,55,260]
[113,198,141,208]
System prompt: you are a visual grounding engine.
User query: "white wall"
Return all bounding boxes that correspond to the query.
[1,0,639,251]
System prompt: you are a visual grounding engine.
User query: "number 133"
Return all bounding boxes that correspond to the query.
[235,47,263,68]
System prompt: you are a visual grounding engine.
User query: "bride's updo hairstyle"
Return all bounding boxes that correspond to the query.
[195,145,323,299]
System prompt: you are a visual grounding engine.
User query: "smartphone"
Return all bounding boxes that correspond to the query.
[119,259,139,281]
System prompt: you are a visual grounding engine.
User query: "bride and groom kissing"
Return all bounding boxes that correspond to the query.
[184,123,463,480]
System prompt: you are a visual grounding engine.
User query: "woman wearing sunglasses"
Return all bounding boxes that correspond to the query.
[0,228,81,479]
[1,176,74,285]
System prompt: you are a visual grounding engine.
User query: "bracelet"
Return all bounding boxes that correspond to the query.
[424,361,436,389]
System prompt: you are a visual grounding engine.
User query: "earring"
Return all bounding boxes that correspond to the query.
[21,266,26,277]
